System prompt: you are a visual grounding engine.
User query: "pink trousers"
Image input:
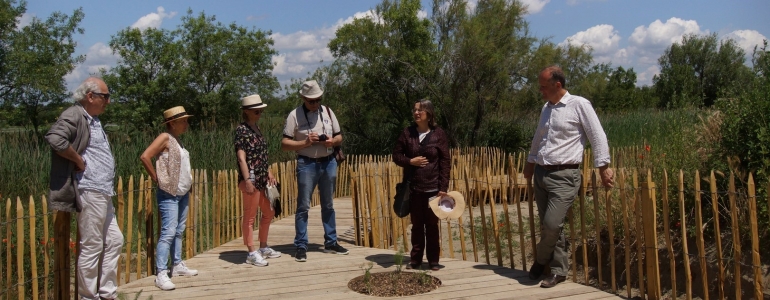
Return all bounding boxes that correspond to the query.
[239,181,274,247]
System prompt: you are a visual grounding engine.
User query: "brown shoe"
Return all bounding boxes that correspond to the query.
[540,274,566,288]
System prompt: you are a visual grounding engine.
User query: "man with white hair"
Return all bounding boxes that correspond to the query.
[45,77,123,300]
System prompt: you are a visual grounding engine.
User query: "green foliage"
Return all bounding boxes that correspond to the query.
[0,0,85,135]
[394,249,405,272]
[103,9,280,131]
[653,33,751,108]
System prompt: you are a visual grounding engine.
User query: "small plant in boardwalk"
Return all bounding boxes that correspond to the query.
[393,250,405,273]
[360,262,374,293]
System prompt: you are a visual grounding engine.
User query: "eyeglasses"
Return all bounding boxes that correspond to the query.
[91,92,110,101]
[304,97,322,104]
[412,109,425,113]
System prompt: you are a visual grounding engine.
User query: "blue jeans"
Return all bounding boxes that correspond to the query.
[156,189,189,273]
[294,156,338,249]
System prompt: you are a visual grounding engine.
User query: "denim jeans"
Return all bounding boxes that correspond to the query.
[294,156,337,249]
[156,189,190,273]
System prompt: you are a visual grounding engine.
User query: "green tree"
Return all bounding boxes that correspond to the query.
[0,0,84,134]
[328,0,436,153]
[653,33,751,108]
[103,9,280,130]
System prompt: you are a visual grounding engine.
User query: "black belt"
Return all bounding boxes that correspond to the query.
[539,164,580,171]
[298,155,333,163]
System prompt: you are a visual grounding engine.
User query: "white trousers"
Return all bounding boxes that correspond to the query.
[77,190,124,300]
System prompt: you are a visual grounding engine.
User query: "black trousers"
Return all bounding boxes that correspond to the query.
[409,190,440,264]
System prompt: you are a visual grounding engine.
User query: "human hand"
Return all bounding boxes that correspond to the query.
[268,174,277,186]
[523,162,534,179]
[305,132,318,147]
[74,155,86,173]
[323,139,334,148]
[239,180,256,194]
[600,167,614,189]
[437,191,447,198]
[410,156,429,167]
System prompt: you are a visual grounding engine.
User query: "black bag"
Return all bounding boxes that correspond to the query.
[393,180,411,218]
[392,129,433,218]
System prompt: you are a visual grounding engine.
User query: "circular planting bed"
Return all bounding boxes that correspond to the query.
[348,270,442,297]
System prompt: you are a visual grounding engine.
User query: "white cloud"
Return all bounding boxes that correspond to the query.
[15,13,34,28]
[560,24,621,63]
[722,30,767,57]
[637,65,661,85]
[520,0,549,14]
[417,10,428,20]
[269,10,376,88]
[131,7,177,30]
[629,17,704,49]
[64,42,120,92]
[566,0,608,6]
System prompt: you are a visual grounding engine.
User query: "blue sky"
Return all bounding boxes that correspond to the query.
[18,0,769,92]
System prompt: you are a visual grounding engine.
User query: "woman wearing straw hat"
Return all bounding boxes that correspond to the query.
[140,106,198,291]
[235,94,281,267]
[392,99,451,271]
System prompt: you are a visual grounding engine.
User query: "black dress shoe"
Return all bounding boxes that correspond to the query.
[528,261,545,280]
[540,274,566,288]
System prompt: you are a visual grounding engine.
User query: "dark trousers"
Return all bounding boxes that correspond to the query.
[409,190,440,264]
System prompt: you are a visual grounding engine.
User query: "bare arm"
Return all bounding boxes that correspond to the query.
[139,133,169,183]
[236,149,256,194]
[281,135,314,151]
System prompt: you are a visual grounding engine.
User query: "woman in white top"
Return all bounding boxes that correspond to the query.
[140,106,199,291]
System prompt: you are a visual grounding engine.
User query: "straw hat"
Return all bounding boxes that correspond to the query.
[162,106,193,124]
[241,94,267,109]
[299,80,323,99]
[429,191,466,220]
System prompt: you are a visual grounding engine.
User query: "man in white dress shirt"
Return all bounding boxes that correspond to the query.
[523,66,614,288]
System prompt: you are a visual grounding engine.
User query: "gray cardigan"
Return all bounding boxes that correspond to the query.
[45,104,91,212]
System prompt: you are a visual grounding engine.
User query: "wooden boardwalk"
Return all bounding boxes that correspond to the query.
[119,197,622,299]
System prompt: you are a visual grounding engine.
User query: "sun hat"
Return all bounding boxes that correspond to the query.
[162,106,193,124]
[241,94,267,110]
[429,191,466,220]
[299,80,324,99]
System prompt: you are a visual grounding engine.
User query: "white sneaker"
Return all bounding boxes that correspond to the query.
[259,247,282,258]
[155,270,175,291]
[172,261,198,276]
[246,252,268,266]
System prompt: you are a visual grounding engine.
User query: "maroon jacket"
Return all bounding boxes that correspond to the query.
[392,125,451,193]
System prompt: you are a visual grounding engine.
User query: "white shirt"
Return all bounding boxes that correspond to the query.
[283,105,341,158]
[527,92,610,167]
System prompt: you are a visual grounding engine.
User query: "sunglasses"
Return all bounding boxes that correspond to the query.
[252,110,263,115]
[304,97,322,104]
[91,92,110,101]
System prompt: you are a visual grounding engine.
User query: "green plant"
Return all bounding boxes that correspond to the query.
[416,269,431,286]
[393,249,405,273]
[359,262,374,293]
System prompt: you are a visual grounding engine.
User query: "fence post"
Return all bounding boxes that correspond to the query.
[53,211,70,300]
[640,171,662,300]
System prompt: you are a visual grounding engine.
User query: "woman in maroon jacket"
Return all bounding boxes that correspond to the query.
[392,99,451,271]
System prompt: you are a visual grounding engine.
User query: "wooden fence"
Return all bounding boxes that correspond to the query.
[0,158,353,299]
[350,148,769,300]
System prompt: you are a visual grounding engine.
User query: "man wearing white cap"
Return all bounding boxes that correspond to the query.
[281,80,348,262]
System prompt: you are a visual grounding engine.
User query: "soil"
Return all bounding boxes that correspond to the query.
[347,270,441,297]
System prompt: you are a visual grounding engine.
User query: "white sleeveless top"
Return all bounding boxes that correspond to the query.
[160,144,192,195]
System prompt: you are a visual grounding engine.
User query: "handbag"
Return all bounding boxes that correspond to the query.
[392,129,433,218]
[325,107,346,164]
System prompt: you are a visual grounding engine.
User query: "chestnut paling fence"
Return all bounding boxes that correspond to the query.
[349,147,769,300]
[0,160,352,300]
[1,148,768,299]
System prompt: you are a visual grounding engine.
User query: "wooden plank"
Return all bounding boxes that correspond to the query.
[116,177,124,283]
[125,175,134,284]
[619,169,632,296]
[604,187,616,294]
[728,172,741,300]
[693,170,708,300]
[486,170,503,266]
[640,170,661,299]
[661,170,675,298]
[579,166,589,285]
[42,196,50,299]
[633,170,645,299]
[708,171,724,300]
[463,168,479,262]
[29,196,38,300]
[53,209,70,300]
[591,170,603,289]
[477,172,491,265]
[747,173,763,300]
[16,197,24,299]
[678,170,692,300]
